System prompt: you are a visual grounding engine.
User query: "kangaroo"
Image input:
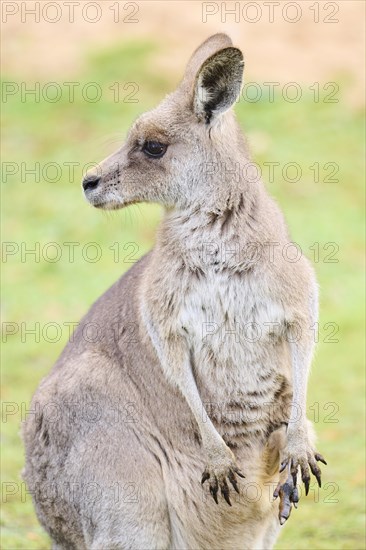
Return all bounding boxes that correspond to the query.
[23,34,326,550]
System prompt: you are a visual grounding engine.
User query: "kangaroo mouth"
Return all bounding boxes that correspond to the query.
[84,189,124,210]
[93,198,138,210]
[94,202,122,210]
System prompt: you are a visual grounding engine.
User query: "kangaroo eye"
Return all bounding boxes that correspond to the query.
[142,141,167,158]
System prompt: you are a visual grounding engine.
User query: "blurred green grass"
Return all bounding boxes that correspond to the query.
[1,41,365,549]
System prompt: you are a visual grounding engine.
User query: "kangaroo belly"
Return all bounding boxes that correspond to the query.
[179,270,292,447]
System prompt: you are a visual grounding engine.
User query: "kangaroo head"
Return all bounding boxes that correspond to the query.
[82,34,244,211]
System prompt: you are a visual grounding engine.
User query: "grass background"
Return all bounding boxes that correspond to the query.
[1,41,365,549]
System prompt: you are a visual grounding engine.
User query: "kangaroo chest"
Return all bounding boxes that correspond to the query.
[179,269,286,365]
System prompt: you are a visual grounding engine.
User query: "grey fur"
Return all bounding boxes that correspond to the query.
[23,34,325,549]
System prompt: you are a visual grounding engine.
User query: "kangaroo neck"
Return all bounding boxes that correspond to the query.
[155,180,263,272]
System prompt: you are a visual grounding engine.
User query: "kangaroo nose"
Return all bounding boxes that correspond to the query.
[82,174,100,191]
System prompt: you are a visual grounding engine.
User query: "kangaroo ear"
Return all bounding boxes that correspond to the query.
[193,47,244,123]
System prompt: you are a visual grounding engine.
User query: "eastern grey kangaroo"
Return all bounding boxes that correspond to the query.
[23,34,326,549]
